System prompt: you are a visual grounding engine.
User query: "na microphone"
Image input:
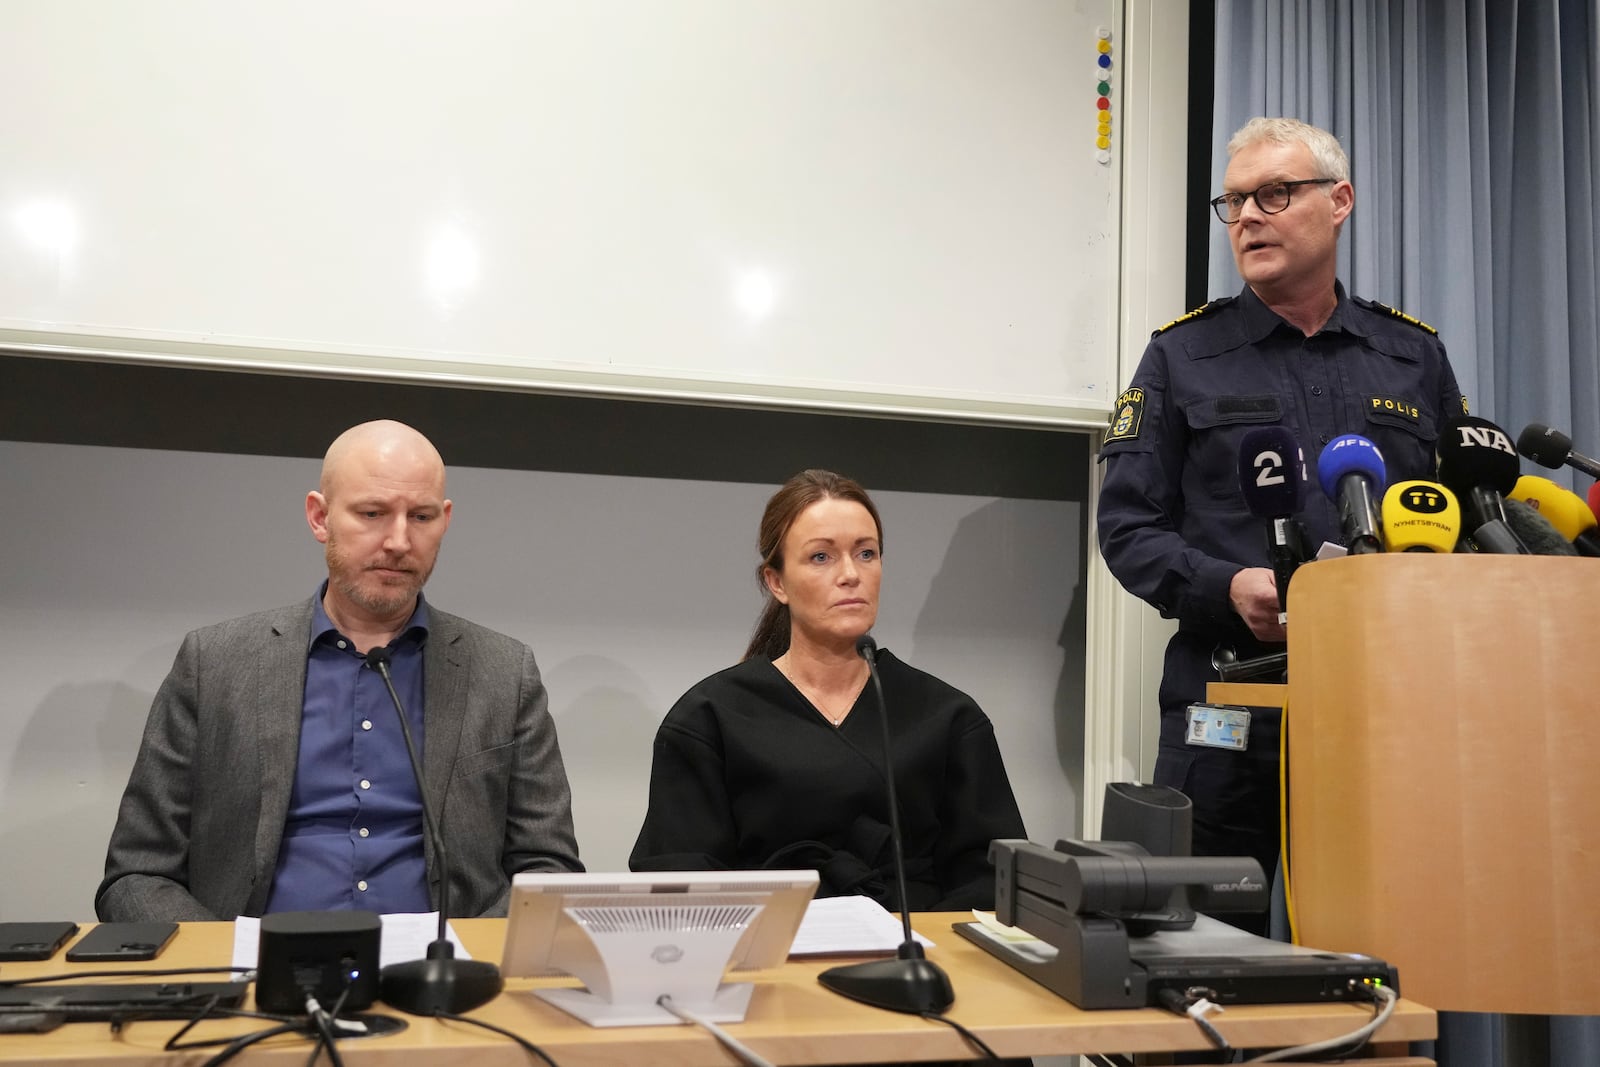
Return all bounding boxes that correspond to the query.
[365,647,504,1015]
[1237,426,1308,624]
[1436,416,1530,554]
[1380,481,1462,552]
[817,635,954,1014]
[1508,475,1600,557]
[1516,423,1600,480]
[1316,434,1386,555]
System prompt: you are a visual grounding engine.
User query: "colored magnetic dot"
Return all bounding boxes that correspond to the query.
[1097,39,1112,54]
[1098,81,1111,95]
[1098,54,1112,68]
[1096,135,1111,150]
[1098,123,1111,136]
[1098,108,1111,123]
[1096,96,1110,110]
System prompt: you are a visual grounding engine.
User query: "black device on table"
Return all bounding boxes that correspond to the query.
[64,921,178,962]
[0,922,80,962]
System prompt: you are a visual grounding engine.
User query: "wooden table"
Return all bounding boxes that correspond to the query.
[0,915,1435,1064]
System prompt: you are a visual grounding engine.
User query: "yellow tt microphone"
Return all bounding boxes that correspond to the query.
[1380,480,1462,552]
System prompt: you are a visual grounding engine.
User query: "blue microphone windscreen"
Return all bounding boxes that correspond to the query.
[1316,434,1387,499]
[1237,426,1304,517]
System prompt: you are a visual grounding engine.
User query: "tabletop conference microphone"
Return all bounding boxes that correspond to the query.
[816,635,954,1015]
[1436,415,1530,555]
[1380,481,1462,552]
[1516,422,1600,480]
[1317,434,1386,555]
[1509,475,1600,557]
[1237,426,1308,624]
[364,647,503,1015]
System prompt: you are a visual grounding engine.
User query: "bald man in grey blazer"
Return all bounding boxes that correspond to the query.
[98,420,582,921]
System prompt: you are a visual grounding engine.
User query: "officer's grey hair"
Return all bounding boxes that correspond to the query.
[1227,117,1350,183]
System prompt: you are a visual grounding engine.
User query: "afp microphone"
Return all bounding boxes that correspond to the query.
[1380,481,1461,552]
[1516,423,1600,480]
[1316,434,1386,555]
[1509,475,1600,557]
[1436,415,1530,554]
[1237,426,1308,623]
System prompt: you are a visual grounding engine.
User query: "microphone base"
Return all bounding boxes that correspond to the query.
[817,957,954,1015]
[379,956,504,1016]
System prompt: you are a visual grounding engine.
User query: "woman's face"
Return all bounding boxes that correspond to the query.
[763,497,881,650]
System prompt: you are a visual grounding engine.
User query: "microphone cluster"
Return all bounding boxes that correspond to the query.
[1231,415,1600,587]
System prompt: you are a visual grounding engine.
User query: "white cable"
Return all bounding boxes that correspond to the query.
[656,996,777,1067]
[1243,984,1398,1063]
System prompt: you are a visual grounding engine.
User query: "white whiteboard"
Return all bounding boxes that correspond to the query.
[0,0,1122,426]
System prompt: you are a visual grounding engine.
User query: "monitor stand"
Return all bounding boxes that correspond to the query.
[534,980,756,1028]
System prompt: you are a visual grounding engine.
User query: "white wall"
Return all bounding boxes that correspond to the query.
[0,439,1085,920]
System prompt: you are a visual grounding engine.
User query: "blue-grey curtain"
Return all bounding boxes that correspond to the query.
[1210,3,1600,1065]
[1210,0,1600,491]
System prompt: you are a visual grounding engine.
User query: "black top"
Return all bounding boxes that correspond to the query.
[629,650,1026,910]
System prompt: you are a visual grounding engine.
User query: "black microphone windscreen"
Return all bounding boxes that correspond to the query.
[1437,416,1521,497]
[1516,423,1571,470]
[364,647,392,669]
[1503,497,1579,556]
[1237,426,1303,518]
[854,634,878,661]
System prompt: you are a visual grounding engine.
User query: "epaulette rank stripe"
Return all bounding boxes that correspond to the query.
[1356,297,1438,335]
[1152,298,1229,337]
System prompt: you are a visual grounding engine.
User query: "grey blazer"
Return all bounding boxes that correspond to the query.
[97,597,582,921]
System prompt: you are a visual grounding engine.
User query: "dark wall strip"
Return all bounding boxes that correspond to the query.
[0,354,1089,502]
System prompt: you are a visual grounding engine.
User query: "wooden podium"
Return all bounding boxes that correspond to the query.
[1285,554,1600,1015]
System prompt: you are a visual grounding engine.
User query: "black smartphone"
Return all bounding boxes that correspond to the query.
[64,921,178,963]
[0,921,80,961]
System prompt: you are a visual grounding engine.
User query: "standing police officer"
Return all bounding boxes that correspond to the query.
[1097,117,1467,932]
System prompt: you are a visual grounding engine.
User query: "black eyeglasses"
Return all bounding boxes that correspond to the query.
[1210,178,1336,223]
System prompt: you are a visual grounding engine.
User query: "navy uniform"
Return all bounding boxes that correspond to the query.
[1096,282,1466,925]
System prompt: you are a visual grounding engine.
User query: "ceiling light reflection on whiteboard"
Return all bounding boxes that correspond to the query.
[424,224,480,311]
[733,269,778,321]
[14,199,79,257]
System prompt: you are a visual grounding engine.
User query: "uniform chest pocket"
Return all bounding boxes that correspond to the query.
[1182,396,1287,502]
[1363,400,1438,482]
[1183,394,1285,430]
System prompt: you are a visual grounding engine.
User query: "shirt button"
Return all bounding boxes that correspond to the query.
[360,779,371,790]
[336,639,348,650]
[357,880,368,892]
[1311,386,1322,396]
[362,720,373,731]
[359,827,370,838]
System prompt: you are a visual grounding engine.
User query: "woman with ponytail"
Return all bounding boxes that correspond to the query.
[629,470,1025,910]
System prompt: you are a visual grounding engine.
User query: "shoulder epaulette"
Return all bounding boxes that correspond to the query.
[1354,296,1438,335]
[1151,297,1233,337]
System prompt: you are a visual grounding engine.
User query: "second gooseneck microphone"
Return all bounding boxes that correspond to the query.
[365,647,504,1015]
[816,635,955,1015]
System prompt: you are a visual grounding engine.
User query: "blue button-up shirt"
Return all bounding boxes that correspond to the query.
[264,585,432,914]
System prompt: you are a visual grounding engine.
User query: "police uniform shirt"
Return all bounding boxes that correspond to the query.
[1096,282,1467,711]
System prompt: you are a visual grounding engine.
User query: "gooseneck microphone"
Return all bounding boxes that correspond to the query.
[1516,422,1600,480]
[1237,426,1307,624]
[365,647,504,1015]
[1316,434,1387,555]
[1436,416,1531,555]
[816,635,954,1015]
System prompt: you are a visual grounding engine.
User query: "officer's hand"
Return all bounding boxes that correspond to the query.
[1229,567,1286,643]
